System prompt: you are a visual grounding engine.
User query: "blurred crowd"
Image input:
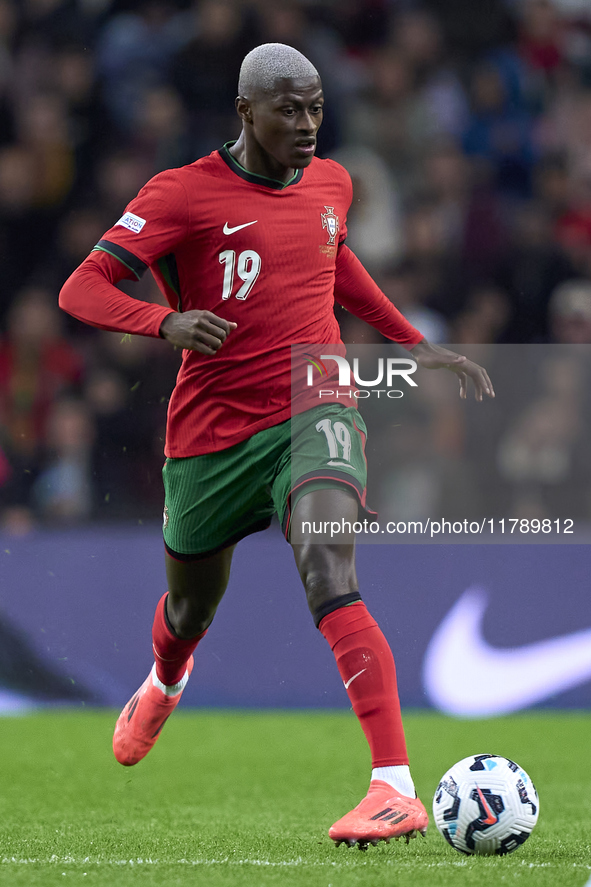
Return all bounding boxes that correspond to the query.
[1,0,591,531]
[362,342,591,524]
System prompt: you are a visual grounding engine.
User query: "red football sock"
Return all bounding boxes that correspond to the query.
[151,593,206,686]
[319,601,409,768]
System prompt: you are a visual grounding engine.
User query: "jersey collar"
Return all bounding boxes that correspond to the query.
[219,141,304,190]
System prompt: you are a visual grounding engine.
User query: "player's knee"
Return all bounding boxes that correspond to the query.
[298,546,358,620]
[304,576,356,620]
[166,594,218,638]
[303,569,332,611]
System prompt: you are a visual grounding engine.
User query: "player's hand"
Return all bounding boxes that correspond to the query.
[410,340,495,401]
[159,310,237,355]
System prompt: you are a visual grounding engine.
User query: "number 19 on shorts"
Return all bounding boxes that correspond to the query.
[316,417,352,466]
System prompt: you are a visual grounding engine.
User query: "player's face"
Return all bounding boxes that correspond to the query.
[248,76,324,174]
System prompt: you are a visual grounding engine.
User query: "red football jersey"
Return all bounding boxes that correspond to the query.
[65,144,422,456]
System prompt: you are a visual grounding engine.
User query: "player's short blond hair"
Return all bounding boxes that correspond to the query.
[238,43,319,98]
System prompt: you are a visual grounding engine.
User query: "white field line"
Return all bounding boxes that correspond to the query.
[1,856,590,870]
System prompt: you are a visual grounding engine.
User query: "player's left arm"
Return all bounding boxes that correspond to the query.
[334,244,494,401]
[409,340,494,402]
[334,243,422,346]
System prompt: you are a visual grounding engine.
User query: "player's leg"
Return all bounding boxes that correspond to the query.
[287,407,414,787]
[291,487,427,845]
[113,546,235,766]
[291,487,413,776]
[164,546,235,639]
[113,439,276,766]
[151,546,235,690]
[284,399,428,845]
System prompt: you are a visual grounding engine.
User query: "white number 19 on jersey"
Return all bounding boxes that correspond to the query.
[219,249,261,301]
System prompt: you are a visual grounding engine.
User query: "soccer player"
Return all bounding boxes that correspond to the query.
[59,43,494,848]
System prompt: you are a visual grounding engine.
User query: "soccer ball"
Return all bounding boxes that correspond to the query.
[433,754,539,856]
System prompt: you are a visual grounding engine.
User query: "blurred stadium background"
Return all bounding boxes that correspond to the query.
[0,0,590,715]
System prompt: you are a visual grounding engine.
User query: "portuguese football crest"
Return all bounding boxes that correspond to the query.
[321,206,339,245]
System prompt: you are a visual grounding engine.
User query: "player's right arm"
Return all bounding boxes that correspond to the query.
[59,248,174,337]
[59,169,236,354]
[159,311,236,355]
[59,252,236,354]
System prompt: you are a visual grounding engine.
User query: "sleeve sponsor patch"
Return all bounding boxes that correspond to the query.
[115,211,147,234]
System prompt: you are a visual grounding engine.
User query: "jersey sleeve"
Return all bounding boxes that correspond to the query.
[59,168,192,336]
[92,168,191,275]
[334,244,423,347]
[59,249,175,337]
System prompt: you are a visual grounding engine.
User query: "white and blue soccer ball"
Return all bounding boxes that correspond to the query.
[433,754,539,856]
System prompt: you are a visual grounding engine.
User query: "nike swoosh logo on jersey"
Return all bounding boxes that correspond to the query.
[344,668,367,689]
[327,461,356,469]
[423,586,591,716]
[223,220,258,235]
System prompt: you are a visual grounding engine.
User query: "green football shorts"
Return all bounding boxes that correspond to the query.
[162,403,372,559]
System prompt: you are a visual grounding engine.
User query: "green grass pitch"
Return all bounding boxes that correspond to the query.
[0,710,589,886]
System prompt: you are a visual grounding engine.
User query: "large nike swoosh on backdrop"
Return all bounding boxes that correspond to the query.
[422,586,591,717]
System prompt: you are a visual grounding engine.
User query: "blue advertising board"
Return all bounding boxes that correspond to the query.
[0,524,589,715]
